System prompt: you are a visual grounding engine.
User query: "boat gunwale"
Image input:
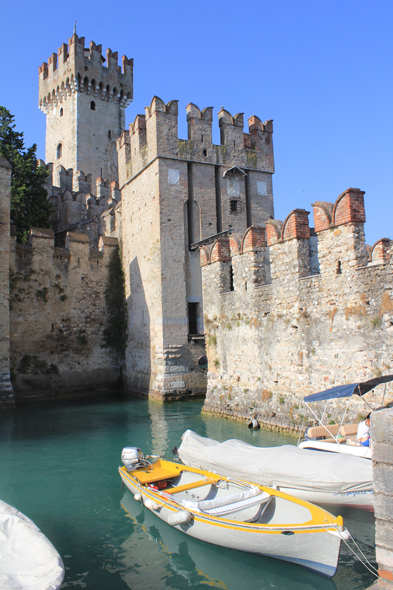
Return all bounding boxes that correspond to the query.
[119,466,343,533]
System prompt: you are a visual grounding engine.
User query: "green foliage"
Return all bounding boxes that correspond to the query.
[36,287,49,303]
[53,283,65,294]
[207,334,217,347]
[0,107,52,243]
[17,354,59,376]
[371,316,382,329]
[102,248,127,359]
[279,396,285,405]
[213,359,220,367]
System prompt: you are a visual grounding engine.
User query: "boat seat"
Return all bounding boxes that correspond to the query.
[306,424,340,439]
[340,424,358,437]
[196,492,271,516]
[324,437,346,443]
[346,438,361,446]
[131,462,183,484]
[245,495,274,523]
[166,477,219,495]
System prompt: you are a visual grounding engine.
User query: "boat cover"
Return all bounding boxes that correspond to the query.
[178,430,372,494]
[0,500,64,590]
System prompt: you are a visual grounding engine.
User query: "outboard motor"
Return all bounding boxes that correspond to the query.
[121,447,144,470]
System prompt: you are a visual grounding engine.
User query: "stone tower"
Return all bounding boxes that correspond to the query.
[117,97,275,399]
[39,33,133,188]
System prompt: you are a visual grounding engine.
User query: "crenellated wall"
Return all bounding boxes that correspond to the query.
[9,228,121,397]
[117,97,274,234]
[39,33,133,188]
[38,162,121,246]
[118,96,275,400]
[201,188,393,429]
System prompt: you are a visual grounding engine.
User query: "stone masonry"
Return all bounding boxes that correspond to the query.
[117,97,275,399]
[9,229,120,396]
[0,158,14,401]
[39,33,133,189]
[201,189,393,429]
[371,408,393,589]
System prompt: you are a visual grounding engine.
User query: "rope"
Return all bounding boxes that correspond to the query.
[325,523,378,578]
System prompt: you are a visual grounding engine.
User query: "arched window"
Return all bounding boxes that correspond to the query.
[202,148,207,157]
[60,107,63,117]
[56,143,62,159]
[90,101,96,111]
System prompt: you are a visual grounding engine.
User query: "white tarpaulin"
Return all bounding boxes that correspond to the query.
[178,430,372,494]
[0,500,64,590]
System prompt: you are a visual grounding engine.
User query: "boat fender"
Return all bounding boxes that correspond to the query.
[134,493,142,502]
[327,528,351,541]
[144,500,160,511]
[168,510,192,526]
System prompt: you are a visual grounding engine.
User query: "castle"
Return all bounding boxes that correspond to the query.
[0,33,392,420]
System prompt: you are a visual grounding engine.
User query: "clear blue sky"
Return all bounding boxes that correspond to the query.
[1,0,392,245]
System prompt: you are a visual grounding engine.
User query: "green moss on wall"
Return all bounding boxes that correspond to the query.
[102,247,127,359]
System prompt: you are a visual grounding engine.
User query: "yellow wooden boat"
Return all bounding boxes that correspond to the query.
[118,447,349,577]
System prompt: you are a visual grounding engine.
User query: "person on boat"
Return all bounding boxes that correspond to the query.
[357,413,371,446]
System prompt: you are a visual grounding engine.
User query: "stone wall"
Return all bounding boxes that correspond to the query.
[9,229,121,397]
[116,97,275,400]
[372,408,393,588]
[39,33,133,188]
[201,189,393,428]
[0,158,14,402]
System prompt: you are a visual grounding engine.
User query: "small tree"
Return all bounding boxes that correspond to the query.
[0,107,51,243]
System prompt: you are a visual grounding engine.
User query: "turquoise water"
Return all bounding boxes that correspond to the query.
[0,395,376,589]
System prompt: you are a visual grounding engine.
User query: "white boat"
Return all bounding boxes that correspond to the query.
[0,500,65,590]
[297,375,393,459]
[119,447,349,577]
[177,429,374,511]
[120,491,339,590]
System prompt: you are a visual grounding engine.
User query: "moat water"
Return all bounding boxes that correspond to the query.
[0,395,376,590]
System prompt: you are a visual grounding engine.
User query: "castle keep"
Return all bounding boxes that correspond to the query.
[39,33,133,188]
[117,97,274,397]
[0,32,392,416]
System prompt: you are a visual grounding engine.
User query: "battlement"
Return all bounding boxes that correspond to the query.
[39,33,133,113]
[266,210,310,245]
[200,189,390,287]
[17,227,118,268]
[40,161,120,245]
[117,96,274,185]
[312,188,366,232]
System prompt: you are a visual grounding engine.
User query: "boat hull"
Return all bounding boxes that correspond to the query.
[279,486,373,511]
[119,467,343,577]
[298,440,371,459]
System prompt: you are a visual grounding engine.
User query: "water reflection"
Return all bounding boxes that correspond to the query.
[120,491,337,590]
[0,395,376,590]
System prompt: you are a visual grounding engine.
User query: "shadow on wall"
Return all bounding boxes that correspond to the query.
[126,257,151,394]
